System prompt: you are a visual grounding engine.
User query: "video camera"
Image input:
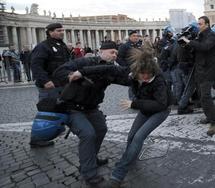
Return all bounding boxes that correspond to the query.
[177,26,197,46]
[177,21,199,46]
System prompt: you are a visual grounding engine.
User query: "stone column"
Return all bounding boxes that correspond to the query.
[64,29,67,43]
[146,29,149,36]
[87,30,92,48]
[152,29,156,42]
[27,27,32,48]
[71,30,76,46]
[95,30,100,49]
[103,30,106,40]
[125,30,128,37]
[20,27,27,49]
[31,27,37,48]
[160,29,163,38]
[3,26,9,45]
[79,29,84,46]
[118,30,122,41]
[12,27,18,48]
[111,30,114,41]
[38,29,43,42]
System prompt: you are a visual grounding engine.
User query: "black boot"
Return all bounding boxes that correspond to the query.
[106,179,121,188]
[84,175,107,188]
[177,106,193,115]
[207,124,215,137]
[96,157,108,167]
[199,118,210,124]
[29,140,55,148]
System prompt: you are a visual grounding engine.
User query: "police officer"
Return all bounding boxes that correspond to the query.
[117,30,142,67]
[54,41,119,187]
[30,23,71,147]
[117,30,142,100]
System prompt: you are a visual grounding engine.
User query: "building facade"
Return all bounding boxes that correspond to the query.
[204,0,215,25]
[169,9,196,32]
[0,4,169,50]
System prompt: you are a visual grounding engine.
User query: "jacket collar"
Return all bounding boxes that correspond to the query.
[199,27,211,38]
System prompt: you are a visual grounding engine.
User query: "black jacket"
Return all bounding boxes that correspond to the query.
[31,37,71,88]
[54,57,126,110]
[80,65,170,115]
[54,60,170,114]
[116,40,142,67]
[189,28,215,83]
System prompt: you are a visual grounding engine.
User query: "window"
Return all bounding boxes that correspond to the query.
[210,4,214,9]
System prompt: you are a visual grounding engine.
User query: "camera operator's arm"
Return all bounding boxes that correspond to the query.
[180,36,190,44]
[181,33,215,51]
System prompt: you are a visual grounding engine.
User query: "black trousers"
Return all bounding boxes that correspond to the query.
[199,81,215,124]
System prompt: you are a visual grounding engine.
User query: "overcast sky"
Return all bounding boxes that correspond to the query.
[4,0,204,21]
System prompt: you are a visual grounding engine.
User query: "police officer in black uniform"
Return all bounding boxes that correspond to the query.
[30,23,71,147]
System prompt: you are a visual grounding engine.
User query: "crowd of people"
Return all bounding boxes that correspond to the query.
[2,16,215,188]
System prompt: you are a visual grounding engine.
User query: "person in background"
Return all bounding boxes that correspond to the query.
[7,45,21,83]
[73,41,84,59]
[20,45,32,81]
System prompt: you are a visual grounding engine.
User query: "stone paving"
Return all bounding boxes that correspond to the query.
[0,84,215,188]
[0,110,215,188]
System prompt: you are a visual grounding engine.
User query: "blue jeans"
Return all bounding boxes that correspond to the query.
[12,62,21,82]
[68,109,107,180]
[111,109,170,182]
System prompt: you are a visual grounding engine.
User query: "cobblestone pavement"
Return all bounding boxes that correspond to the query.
[0,84,130,124]
[0,84,215,188]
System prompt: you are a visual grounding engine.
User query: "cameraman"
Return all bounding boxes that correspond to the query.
[181,16,215,136]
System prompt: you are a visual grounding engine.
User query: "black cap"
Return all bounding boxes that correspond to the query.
[100,41,117,50]
[46,23,63,31]
[128,30,138,36]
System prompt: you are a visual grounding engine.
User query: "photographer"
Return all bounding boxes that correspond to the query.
[180,16,215,136]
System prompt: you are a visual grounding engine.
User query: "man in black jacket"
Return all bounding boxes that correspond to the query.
[181,16,215,136]
[30,23,71,147]
[117,30,142,100]
[54,41,119,187]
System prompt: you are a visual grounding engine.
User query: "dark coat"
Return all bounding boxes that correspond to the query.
[188,28,215,83]
[116,40,142,67]
[31,37,71,88]
[80,65,170,115]
[53,57,126,110]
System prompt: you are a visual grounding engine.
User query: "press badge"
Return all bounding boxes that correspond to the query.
[52,46,57,52]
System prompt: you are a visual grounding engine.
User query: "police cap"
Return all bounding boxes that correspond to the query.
[46,23,63,31]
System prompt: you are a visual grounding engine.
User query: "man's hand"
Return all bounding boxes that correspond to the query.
[120,99,132,111]
[180,36,190,44]
[68,71,82,82]
[44,81,55,89]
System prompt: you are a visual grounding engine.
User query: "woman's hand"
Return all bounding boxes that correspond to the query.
[120,99,132,111]
[68,71,82,82]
